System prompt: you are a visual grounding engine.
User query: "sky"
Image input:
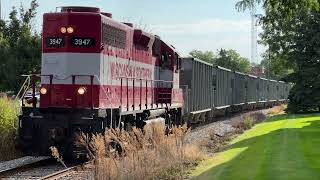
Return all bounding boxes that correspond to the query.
[1,0,264,63]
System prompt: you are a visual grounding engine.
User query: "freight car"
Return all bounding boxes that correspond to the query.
[180,57,291,123]
[16,6,291,158]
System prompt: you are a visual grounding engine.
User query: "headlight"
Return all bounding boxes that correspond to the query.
[77,87,86,95]
[60,27,67,34]
[40,87,48,95]
[67,27,74,34]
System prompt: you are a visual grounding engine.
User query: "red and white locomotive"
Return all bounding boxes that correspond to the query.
[18,6,183,157]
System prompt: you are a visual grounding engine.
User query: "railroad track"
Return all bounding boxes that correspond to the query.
[0,156,87,180]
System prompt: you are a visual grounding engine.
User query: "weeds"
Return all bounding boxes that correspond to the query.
[203,131,228,151]
[201,106,283,156]
[231,111,268,131]
[50,146,67,168]
[0,97,20,161]
[268,104,287,115]
[250,112,267,123]
[77,123,204,180]
[202,111,268,155]
[243,116,254,130]
[230,105,286,132]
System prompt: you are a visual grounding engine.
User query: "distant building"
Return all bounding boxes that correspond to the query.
[251,66,265,77]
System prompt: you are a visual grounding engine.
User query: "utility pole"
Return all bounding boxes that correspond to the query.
[250,4,263,66]
[250,5,257,65]
[0,0,2,20]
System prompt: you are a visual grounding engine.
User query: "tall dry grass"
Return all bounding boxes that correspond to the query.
[268,104,287,115]
[0,96,20,161]
[231,112,267,131]
[78,123,204,180]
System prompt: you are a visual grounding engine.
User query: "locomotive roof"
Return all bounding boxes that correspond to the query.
[59,6,100,13]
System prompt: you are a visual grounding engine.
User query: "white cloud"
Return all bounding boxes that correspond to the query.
[150,18,265,63]
[150,18,251,35]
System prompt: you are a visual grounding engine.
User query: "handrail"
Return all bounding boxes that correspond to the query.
[116,76,174,83]
[15,75,31,101]
[16,74,174,128]
[117,76,174,109]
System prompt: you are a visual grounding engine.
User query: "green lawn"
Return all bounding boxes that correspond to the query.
[191,114,320,180]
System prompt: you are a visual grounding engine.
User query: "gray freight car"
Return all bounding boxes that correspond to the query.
[256,78,268,108]
[269,80,278,103]
[180,57,292,124]
[180,57,215,122]
[231,71,247,112]
[215,66,234,109]
[245,75,258,110]
[180,58,235,122]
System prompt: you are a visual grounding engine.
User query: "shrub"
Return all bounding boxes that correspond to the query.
[77,123,204,180]
[232,112,267,132]
[250,112,267,123]
[268,104,287,115]
[0,97,20,161]
[231,120,245,131]
[243,116,254,130]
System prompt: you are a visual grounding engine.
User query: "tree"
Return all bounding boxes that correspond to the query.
[260,56,294,80]
[236,0,320,17]
[189,49,252,73]
[189,50,216,64]
[215,49,252,73]
[0,0,40,92]
[236,0,320,113]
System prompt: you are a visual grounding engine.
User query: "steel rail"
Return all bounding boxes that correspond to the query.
[0,156,51,174]
[40,165,79,180]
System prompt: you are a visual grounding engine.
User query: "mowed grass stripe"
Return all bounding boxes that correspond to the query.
[191,114,320,180]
